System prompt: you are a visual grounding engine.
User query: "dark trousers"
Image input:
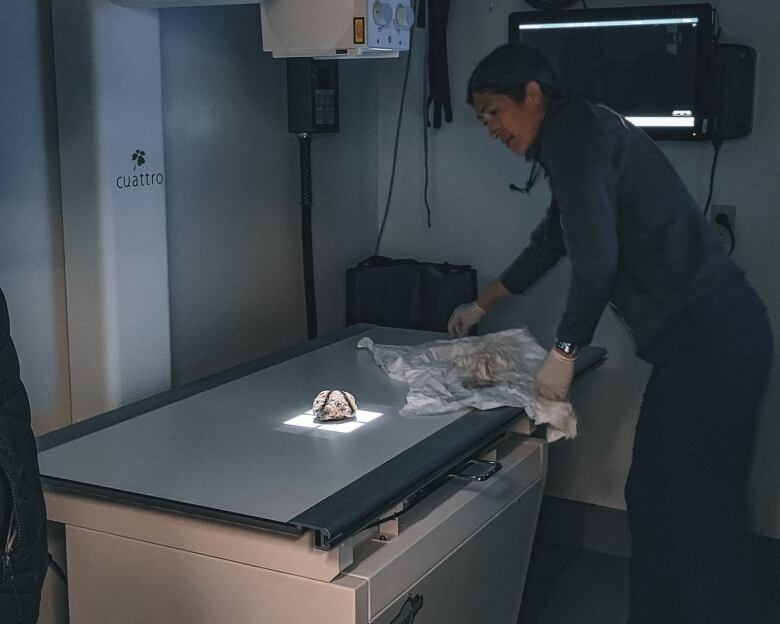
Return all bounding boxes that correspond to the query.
[627,276,772,624]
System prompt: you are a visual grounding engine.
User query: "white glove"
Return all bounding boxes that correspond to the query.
[447,301,486,338]
[535,348,576,402]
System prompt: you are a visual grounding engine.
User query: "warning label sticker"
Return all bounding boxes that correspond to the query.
[354,17,365,44]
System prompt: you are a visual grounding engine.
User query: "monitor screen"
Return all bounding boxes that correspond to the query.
[509,4,714,140]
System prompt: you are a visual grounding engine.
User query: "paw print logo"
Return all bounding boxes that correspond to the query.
[132,149,146,170]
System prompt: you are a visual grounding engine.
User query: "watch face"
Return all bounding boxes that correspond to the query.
[556,340,576,355]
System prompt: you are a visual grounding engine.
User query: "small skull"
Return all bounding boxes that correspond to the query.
[312,390,358,422]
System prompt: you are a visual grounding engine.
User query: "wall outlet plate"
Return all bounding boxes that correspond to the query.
[710,204,737,248]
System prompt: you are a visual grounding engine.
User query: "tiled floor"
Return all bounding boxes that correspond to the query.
[518,544,780,624]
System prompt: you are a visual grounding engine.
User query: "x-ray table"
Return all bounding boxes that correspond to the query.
[38,325,604,624]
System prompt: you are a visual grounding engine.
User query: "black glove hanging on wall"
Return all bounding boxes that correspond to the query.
[417,0,453,129]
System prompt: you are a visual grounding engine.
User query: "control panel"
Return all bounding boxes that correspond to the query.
[261,0,414,59]
[366,1,414,53]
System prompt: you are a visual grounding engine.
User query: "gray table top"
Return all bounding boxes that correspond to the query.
[38,325,605,547]
[38,327,473,526]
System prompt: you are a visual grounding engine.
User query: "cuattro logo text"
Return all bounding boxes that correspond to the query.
[116,149,165,190]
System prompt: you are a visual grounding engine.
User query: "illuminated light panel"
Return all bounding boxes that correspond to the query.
[355,410,383,423]
[319,421,364,433]
[283,409,384,433]
[284,414,320,428]
[626,116,695,127]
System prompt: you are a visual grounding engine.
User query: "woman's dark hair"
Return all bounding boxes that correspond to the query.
[466,44,564,105]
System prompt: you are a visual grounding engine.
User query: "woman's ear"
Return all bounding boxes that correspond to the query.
[525,80,544,105]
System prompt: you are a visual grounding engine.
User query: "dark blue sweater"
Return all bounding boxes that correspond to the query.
[500,99,741,350]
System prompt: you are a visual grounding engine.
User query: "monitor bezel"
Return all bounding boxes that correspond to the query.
[508,3,715,141]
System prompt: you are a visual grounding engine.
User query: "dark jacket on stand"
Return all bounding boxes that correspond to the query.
[0,287,47,623]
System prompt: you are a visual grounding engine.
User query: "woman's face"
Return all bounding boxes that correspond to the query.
[472,81,546,156]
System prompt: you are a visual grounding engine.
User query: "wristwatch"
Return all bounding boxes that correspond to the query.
[555,339,578,358]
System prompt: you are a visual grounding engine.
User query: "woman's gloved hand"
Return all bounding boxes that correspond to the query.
[447,301,486,337]
[535,348,576,401]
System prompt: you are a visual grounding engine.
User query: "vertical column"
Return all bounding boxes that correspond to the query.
[52,0,171,420]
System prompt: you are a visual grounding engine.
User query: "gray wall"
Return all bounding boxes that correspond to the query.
[1,3,71,622]
[376,0,780,538]
[0,1,70,436]
[160,4,379,385]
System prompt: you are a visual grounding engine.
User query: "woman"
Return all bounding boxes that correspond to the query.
[449,44,772,624]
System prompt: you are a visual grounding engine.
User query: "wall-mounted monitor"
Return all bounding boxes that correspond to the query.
[509,4,715,140]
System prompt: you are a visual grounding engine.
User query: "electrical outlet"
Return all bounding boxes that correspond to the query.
[710,204,737,248]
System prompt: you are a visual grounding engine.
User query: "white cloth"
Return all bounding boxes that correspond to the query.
[357,328,577,442]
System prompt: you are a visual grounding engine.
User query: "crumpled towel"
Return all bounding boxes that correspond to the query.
[357,328,577,442]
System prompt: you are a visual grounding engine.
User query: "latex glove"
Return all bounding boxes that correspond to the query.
[535,349,576,402]
[447,301,486,338]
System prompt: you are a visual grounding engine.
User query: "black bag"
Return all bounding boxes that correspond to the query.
[346,256,477,332]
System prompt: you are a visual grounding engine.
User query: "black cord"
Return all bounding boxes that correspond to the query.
[712,6,721,44]
[363,489,428,531]
[364,506,409,531]
[702,142,721,217]
[48,552,68,586]
[423,121,432,227]
[509,160,542,194]
[714,213,736,255]
[297,133,318,339]
[375,8,417,255]
[422,1,432,228]
[703,4,723,219]
[581,0,588,8]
